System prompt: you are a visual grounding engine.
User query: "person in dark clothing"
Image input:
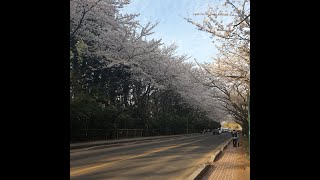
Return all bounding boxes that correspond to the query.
[236,131,240,147]
[232,130,238,147]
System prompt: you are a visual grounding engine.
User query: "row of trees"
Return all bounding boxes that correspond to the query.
[70,0,223,142]
[186,0,250,135]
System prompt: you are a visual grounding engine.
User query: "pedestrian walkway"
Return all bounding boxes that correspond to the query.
[207,143,250,180]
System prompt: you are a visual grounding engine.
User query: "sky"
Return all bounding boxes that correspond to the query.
[120,0,220,64]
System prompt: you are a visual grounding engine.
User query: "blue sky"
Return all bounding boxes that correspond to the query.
[121,0,219,64]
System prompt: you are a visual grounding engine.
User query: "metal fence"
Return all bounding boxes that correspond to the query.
[71,128,200,143]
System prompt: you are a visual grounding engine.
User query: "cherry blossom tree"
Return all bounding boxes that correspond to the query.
[70,0,225,141]
[185,0,250,134]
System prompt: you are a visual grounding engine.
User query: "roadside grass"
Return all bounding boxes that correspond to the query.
[242,136,250,180]
[241,135,250,180]
[241,135,250,160]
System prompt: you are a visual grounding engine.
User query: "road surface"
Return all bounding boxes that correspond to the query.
[70,133,230,180]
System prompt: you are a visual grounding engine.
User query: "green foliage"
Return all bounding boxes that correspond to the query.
[70,22,220,143]
[70,81,218,142]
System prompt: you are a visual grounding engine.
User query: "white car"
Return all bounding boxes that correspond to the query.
[212,128,221,135]
[221,128,228,133]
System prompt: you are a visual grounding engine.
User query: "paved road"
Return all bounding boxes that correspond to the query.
[70,133,231,180]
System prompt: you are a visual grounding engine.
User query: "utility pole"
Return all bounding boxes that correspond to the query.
[248,93,250,158]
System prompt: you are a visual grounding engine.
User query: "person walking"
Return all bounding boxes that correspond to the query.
[232,130,238,147]
[236,131,240,147]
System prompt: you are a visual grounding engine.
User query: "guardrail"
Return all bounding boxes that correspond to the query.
[71,128,201,143]
[70,133,202,150]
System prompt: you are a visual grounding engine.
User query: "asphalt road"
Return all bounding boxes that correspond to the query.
[70,133,231,180]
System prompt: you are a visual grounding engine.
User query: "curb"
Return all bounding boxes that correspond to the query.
[210,138,232,163]
[188,138,232,180]
[187,164,207,180]
[70,133,202,150]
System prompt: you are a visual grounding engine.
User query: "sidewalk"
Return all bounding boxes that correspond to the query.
[207,143,250,180]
